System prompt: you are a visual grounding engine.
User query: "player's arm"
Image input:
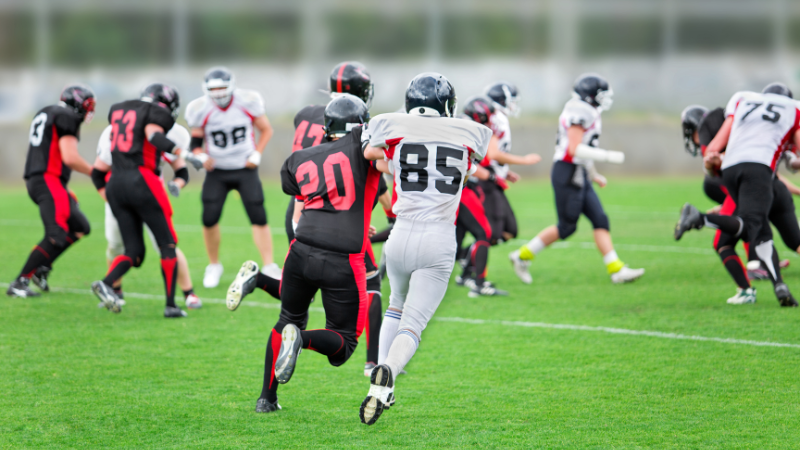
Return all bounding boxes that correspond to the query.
[704,116,733,159]
[292,200,304,232]
[778,173,800,196]
[166,157,190,198]
[364,144,385,161]
[566,124,625,163]
[90,157,111,201]
[789,128,800,171]
[486,136,540,165]
[247,115,274,169]
[59,136,92,176]
[188,126,214,171]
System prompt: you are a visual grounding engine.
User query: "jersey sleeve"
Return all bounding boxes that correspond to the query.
[96,125,113,166]
[280,155,301,197]
[366,115,391,148]
[167,124,192,153]
[147,104,176,132]
[472,123,492,159]
[563,100,596,129]
[236,90,266,119]
[54,112,80,139]
[725,92,747,118]
[184,97,209,128]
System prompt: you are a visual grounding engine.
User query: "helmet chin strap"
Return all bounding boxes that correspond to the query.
[408,106,442,117]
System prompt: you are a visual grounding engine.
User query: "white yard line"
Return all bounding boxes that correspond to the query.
[5,284,799,350]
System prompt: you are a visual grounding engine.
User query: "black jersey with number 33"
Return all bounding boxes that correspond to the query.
[24,105,82,183]
[281,125,380,254]
[107,100,176,174]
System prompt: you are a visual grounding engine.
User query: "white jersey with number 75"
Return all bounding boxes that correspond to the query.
[364,113,491,223]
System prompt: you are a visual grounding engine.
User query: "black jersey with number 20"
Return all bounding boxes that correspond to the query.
[281,125,380,255]
[106,99,176,174]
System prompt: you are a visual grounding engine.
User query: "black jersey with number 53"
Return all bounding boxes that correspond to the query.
[106,100,176,174]
[23,105,83,183]
[281,125,380,254]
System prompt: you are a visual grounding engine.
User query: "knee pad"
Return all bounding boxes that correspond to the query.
[129,252,145,268]
[557,221,578,240]
[592,214,610,232]
[245,202,267,226]
[46,229,71,249]
[202,202,223,228]
[159,245,177,260]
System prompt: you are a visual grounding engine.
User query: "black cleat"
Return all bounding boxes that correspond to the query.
[255,397,281,413]
[31,266,51,292]
[164,306,188,318]
[674,203,703,240]
[360,364,395,425]
[92,281,122,313]
[6,277,40,298]
[275,324,303,384]
[774,283,799,307]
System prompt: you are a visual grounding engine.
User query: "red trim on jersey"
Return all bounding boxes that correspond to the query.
[772,109,800,171]
[362,167,380,253]
[201,111,213,128]
[268,328,282,389]
[44,174,70,232]
[142,139,157,172]
[460,187,492,239]
[161,256,177,296]
[390,181,398,216]
[213,94,234,112]
[46,125,63,178]
[139,167,177,243]
[349,252,368,338]
[240,106,255,122]
[384,137,403,160]
[336,64,346,93]
[728,100,741,118]
[463,145,475,171]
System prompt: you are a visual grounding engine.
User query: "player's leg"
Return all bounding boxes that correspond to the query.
[460,189,505,296]
[378,222,413,366]
[769,179,800,256]
[97,197,144,313]
[201,170,229,288]
[703,175,728,205]
[479,180,504,245]
[364,271,382,375]
[102,202,127,302]
[145,223,200,309]
[714,229,756,304]
[495,189,518,243]
[9,177,58,297]
[237,168,278,273]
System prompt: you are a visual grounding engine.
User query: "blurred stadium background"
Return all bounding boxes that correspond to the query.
[1,0,799,179]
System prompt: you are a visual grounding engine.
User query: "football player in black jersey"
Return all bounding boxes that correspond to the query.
[250,94,383,413]
[7,85,96,298]
[89,83,189,318]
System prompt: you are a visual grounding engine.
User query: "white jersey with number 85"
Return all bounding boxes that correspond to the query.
[365,113,491,223]
[721,91,800,171]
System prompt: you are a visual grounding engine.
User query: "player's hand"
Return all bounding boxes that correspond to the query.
[203,156,216,172]
[706,205,723,215]
[185,151,209,171]
[167,180,181,197]
[784,151,798,173]
[98,187,107,202]
[522,153,541,165]
[368,225,377,238]
[593,174,607,188]
[245,161,258,169]
[506,171,520,183]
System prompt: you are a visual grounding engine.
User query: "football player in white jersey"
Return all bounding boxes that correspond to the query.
[185,67,279,288]
[92,123,202,311]
[675,82,800,307]
[510,73,645,284]
[358,73,492,425]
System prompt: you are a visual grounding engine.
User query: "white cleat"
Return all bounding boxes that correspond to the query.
[360,364,395,425]
[508,250,532,284]
[274,324,303,384]
[261,262,282,280]
[185,293,202,309]
[610,266,645,284]
[203,263,224,288]
[227,261,259,311]
[727,287,757,305]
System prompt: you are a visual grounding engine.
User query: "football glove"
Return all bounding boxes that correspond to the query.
[167,180,181,197]
[184,151,208,170]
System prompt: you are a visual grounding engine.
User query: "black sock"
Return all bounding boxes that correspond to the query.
[260,328,281,403]
[472,241,490,285]
[703,214,744,237]
[182,288,194,299]
[19,238,62,278]
[256,272,281,300]
[366,291,382,364]
[718,247,750,289]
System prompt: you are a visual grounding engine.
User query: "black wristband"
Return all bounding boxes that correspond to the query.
[190,136,204,151]
[173,167,189,185]
[91,168,107,190]
[149,132,177,154]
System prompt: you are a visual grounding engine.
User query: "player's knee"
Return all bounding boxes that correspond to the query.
[202,204,223,227]
[557,221,577,239]
[328,335,358,367]
[388,296,405,312]
[159,244,176,260]
[592,215,610,232]
[246,203,267,226]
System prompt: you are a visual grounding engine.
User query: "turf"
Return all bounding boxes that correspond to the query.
[2,178,800,449]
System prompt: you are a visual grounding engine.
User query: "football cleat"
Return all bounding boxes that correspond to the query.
[185,293,202,309]
[261,262,282,280]
[6,277,40,298]
[203,263,224,288]
[455,275,474,288]
[508,250,532,284]
[726,287,757,305]
[360,364,395,426]
[747,268,770,281]
[98,291,125,308]
[255,397,281,413]
[164,306,188,318]
[91,281,121,313]
[610,266,645,284]
[227,261,259,311]
[364,362,376,377]
[30,266,51,292]
[275,324,303,384]
[674,203,703,240]
[774,283,799,307]
[468,281,509,298]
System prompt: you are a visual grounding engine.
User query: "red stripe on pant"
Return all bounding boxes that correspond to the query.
[268,328,281,390]
[461,187,492,239]
[138,167,178,244]
[161,257,177,296]
[43,174,70,232]
[713,194,737,249]
[349,253,368,339]
[106,255,133,277]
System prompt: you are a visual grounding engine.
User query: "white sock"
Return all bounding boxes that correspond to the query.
[603,250,619,265]
[525,236,546,255]
[384,331,419,379]
[378,309,402,365]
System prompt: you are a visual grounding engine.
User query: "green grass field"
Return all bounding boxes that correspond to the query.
[2,178,800,449]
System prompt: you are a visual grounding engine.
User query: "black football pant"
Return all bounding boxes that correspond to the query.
[478,179,517,244]
[456,185,492,285]
[703,175,727,205]
[260,240,367,402]
[202,167,266,227]
[103,169,179,308]
[284,197,296,243]
[551,161,610,239]
[18,175,91,278]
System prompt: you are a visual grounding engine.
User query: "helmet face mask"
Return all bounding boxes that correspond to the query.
[596,88,614,111]
[485,82,520,117]
[462,96,495,125]
[573,73,612,110]
[203,66,235,108]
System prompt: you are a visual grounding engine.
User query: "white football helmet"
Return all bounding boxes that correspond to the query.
[203,66,235,108]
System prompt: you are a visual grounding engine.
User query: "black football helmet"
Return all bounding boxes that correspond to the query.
[573,73,613,110]
[330,61,374,108]
[140,83,180,120]
[60,84,96,123]
[762,82,793,99]
[405,72,457,118]
[462,96,495,125]
[204,66,235,107]
[681,105,709,157]
[485,81,520,117]
[324,94,369,141]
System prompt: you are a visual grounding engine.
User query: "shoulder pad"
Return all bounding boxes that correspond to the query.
[185,97,212,128]
[235,89,265,116]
